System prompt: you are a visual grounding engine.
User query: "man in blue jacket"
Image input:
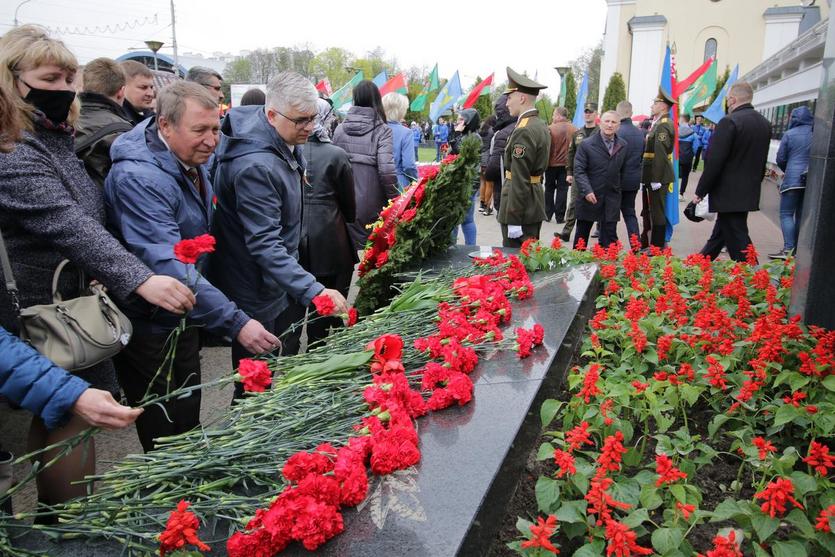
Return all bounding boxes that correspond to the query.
[208,71,348,400]
[434,117,449,161]
[771,105,813,259]
[615,101,644,246]
[105,81,278,451]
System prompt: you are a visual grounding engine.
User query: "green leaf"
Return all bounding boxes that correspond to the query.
[611,478,641,506]
[535,476,561,513]
[773,370,794,388]
[789,373,811,392]
[620,420,634,444]
[823,375,835,392]
[752,511,780,542]
[515,516,534,535]
[537,442,556,461]
[554,499,587,523]
[573,540,606,557]
[818,529,835,555]
[670,484,687,504]
[679,384,702,406]
[753,542,771,557]
[623,447,642,467]
[561,521,587,540]
[711,498,751,521]
[709,414,731,438]
[640,484,663,510]
[651,527,684,555]
[774,404,800,427]
[790,471,818,497]
[541,399,563,428]
[785,508,815,537]
[623,508,651,529]
[771,540,807,557]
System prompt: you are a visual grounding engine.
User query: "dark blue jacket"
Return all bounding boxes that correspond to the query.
[678,124,697,167]
[617,118,644,192]
[776,106,813,192]
[434,123,449,144]
[574,132,627,223]
[208,106,324,322]
[0,327,88,430]
[105,118,250,337]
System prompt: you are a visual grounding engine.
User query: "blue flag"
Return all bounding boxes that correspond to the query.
[372,70,388,88]
[572,72,589,128]
[429,71,462,123]
[702,64,739,124]
[659,45,679,241]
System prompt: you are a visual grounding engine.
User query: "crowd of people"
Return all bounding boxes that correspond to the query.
[0,25,812,517]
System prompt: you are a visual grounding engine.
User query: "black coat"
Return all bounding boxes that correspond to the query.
[76,92,133,188]
[695,104,772,213]
[573,132,627,223]
[485,118,516,183]
[299,136,358,277]
[617,118,644,192]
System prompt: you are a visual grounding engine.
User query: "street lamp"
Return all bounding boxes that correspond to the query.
[14,0,32,27]
[145,40,164,72]
[554,66,570,106]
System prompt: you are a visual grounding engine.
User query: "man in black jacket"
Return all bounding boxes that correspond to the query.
[484,93,516,213]
[615,100,644,246]
[573,111,627,248]
[76,58,133,188]
[559,102,599,242]
[694,82,771,262]
[120,60,155,125]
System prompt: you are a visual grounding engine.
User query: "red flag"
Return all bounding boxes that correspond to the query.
[673,57,714,98]
[315,78,332,96]
[379,73,408,96]
[462,74,494,109]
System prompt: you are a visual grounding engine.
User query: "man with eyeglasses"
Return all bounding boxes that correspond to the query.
[209,71,349,401]
[186,66,225,106]
[558,102,599,243]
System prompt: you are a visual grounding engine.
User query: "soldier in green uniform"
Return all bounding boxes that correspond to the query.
[559,102,599,242]
[497,67,551,247]
[640,89,675,249]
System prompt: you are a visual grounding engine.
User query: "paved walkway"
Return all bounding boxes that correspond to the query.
[457,169,784,260]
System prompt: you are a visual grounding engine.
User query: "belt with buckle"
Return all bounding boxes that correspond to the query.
[505,171,542,184]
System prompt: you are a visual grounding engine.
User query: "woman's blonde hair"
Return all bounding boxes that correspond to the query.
[0,25,80,128]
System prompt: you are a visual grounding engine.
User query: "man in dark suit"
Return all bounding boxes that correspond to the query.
[615,100,644,247]
[694,81,772,262]
[572,111,627,249]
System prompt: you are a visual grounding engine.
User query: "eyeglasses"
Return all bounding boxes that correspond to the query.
[583,109,594,114]
[277,110,318,129]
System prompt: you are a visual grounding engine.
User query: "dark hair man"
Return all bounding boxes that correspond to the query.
[120,60,155,124]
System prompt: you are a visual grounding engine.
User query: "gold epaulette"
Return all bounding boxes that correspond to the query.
[518,118,529,128]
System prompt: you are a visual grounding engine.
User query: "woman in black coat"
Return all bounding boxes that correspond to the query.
[0,25,194,507]
[300,98,357,345]
[485,94,516,213]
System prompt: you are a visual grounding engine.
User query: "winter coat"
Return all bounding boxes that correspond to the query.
[678,124,696,167]
[485,95,516,183]
[122,99,152,126]
[618,118,644,192]
[0,115,152,392]
[105,118,250,336]
[75,92,133,188]
[298,136,358,278]
[0,326,89,430]
[776,106,813,191]
[412,126,422,146]
[695,104,772,213]
[207,106,324,323]
[479,126,495,169]
[547,120,576,167]
[332,106,398,250]
[433,123,449,144]
[573,132,627,223]
[388,121,418,188]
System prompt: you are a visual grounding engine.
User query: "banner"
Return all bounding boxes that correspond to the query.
[380,72,408,96]
[702,64,739,124]
[410,64,440,112]
[572,72,589,128]
[683,60,717,116]
[315,78,332,97]
[462,73,494,109]
[331,71,364,112]
[429,71,462,123]
[372,70,388,88]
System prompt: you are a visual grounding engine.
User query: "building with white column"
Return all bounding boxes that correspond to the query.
[598,0,829,116]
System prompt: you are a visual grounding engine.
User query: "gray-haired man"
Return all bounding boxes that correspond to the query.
[186,66,225,105]
[208,71,349,399]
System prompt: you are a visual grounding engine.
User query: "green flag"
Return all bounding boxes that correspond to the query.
[331,71,363,111]
[683,60,717,116]
[410,64,440,112]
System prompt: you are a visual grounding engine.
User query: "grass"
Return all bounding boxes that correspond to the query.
[418,145,439,163]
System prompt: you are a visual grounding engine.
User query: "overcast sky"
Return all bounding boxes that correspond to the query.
[1,0,608,94]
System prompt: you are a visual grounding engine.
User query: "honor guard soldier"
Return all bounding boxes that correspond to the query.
[497,67,551,247]
[560,101,599,242]
[640,89,675,249]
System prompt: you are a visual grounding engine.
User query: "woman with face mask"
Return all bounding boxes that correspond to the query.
[0,25,196,512]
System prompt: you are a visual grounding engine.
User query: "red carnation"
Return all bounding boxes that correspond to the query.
[347,307,358,327]
[237,358,272,393]
[173,234,216,264]
[158,500,210,556]
[312,293,335,315]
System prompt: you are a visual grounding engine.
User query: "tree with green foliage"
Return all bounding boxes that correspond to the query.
[535,93,555,124]
[709,65,731,105]
[564,72,578,119]
[602,72,626,112]
[569,40,604,104]
[224,58,252,83]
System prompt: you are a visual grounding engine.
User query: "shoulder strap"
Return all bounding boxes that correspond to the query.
[0,227,20,314]
[74,121,133,155]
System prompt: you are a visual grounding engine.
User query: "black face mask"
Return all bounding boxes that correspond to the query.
[21,80,76,124]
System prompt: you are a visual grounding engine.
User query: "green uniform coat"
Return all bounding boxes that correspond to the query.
[641,115,675,226]
[497,110,550,226]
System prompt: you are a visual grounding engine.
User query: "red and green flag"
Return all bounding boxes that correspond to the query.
[331,71,363,111]
[380,72,408,96]
[462,73,493,109]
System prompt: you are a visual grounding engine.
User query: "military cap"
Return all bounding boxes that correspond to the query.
[506,67,547,96]
[583,102,598,112]
[654,87,676,106]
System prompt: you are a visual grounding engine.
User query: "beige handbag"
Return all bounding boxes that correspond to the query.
[0,230,132,371]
